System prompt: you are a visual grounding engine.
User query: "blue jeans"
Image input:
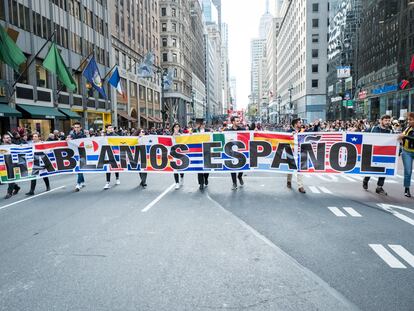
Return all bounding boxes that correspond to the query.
[401,149,414,188]
[77,173,85,184]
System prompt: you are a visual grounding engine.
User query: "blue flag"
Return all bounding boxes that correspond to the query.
[83,56,106,99]
[163,68,174,91]
[137,52,154,78]
[108,67,126,98]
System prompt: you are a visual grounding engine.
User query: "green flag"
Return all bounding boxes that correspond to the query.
[0,24,27,72]
[42,43,76,92]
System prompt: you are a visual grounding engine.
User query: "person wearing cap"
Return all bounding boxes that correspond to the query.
[287,118,306,194]
[398,112,414,197]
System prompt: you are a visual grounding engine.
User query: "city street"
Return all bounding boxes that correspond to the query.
[0,168,413,311]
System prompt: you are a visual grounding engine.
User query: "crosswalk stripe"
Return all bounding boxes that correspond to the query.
[341,175,356,182]
[388,245,414,268]
[327,207,347,217]
[343,207,362,217]
[369,244,406,269]
[319,186,332,194]
[309,186,320,194]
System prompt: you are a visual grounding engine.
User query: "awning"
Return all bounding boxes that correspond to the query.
[118,110,137,122]
[0,104,22,117]
[147,116,156,122]
[17,104,66,119]
[153,117,163,123]
[140,114,149,121]
[58,108,81,119]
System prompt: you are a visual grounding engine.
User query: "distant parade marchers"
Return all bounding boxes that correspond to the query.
[1,113,414,199]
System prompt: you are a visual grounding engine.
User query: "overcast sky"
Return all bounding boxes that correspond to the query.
[222,0,274,110]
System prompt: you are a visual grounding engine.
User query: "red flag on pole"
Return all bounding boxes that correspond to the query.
[410,55,414,72]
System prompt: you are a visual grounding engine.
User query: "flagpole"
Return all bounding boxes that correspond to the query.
[10,29,57,92]
[55,51,94,97]
[102,64,117,82]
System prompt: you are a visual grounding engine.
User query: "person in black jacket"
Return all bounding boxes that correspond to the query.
[103,124,120,190]
[2,133,21,199]
[194,120,210,190]
[362,115,392,195]
[70,122,87,192]
[226,116,244,190]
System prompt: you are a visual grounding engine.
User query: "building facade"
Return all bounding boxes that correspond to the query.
[160,0,193,127]
[221,22,230,114]
[277,0,330,122]
[110,0,162,130]
[0,0,112,136]
[356,0,414,121]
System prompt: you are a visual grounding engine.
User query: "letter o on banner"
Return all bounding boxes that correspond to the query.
[329,142,357,172]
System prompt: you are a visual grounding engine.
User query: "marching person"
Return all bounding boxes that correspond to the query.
[132,128,148,188]
[226,116,245,190]
[399,112,414,197]
[287,118,306,194]
[172,123,184,190]
[70,121,86,192]
[194,119,210,190]
[26,132,51,196]
[362,115,393,195]
[2,133,21,199]
[103,124,120,190]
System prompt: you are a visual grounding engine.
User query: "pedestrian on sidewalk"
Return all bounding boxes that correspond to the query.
[398,112,414,197]
[362,115,393,195]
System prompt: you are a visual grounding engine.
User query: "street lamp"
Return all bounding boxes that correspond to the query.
[288,84,293,123]
[277,95,282,125]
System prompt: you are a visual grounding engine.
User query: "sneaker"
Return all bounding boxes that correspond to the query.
[140,181,147,189]
[75,184,81,192]
[231,183,238,190]
[404,188,411,198]
[363,180,368,190]
[46,186,51,191]
[199,184,204,191]
[175,183,180,190]
[298,187,306,194]
[287,181,292,189]
[25,191,34,196]
[103,182,110,190]
[238,176,244,187]
[13,185,21,195]
[81,182,86,188]
[376,187,387,196]
[116,179,121,185]
[4,193,12,199]
[205,179,209,186]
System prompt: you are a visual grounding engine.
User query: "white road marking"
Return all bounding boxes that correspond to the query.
[309,186,320,194]
[388,245,414,268]
[0,186,66,212]
[319,186,332,194]
[393,213,414,226]
[341,175,357,182]
[327,207,347,217]
[316,175,338,182]
[369,244,406,269]
[343,207,362,217]
[141,183,176,212]
[377,204,414,227]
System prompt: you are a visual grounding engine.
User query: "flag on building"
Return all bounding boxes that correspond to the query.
[163,68,174,90]
[0,24,27,72]
[410,55,414,72]
[83,56,106,99]
[137,51,154,78]
[42,43,76,91]
[108,67,126,98]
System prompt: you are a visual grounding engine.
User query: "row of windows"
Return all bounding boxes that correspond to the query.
[68,0,108,37]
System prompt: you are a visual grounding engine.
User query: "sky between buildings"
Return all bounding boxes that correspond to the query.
[222,0,274,110]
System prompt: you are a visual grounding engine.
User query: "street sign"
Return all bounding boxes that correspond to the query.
[337,66,351,78]
[342,100,354,108]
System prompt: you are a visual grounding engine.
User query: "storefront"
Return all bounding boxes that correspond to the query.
[16,104,66,139]
[86,110,111,131]
[58,108,82,134]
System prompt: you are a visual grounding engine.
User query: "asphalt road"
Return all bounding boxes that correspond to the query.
[0,169,413,311]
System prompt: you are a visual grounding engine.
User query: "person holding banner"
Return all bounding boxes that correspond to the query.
[399,112,414,198]
[132,128,148,188]
[26,132,50,196]
[226,116,245,190]
[103,124,120,190]
[193,120,210,191]
[2,133,21,199]
[362,115,393,195]
[172,123,184,190]
[70,122,87,192]
[287,118,306,194]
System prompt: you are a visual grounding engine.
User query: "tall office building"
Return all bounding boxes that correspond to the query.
[110,0,161,129]
[160,0,193,126]
[277,0,330,122]
[0,0,111,135]
[221,22,230,114]
[230,76,237,110]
